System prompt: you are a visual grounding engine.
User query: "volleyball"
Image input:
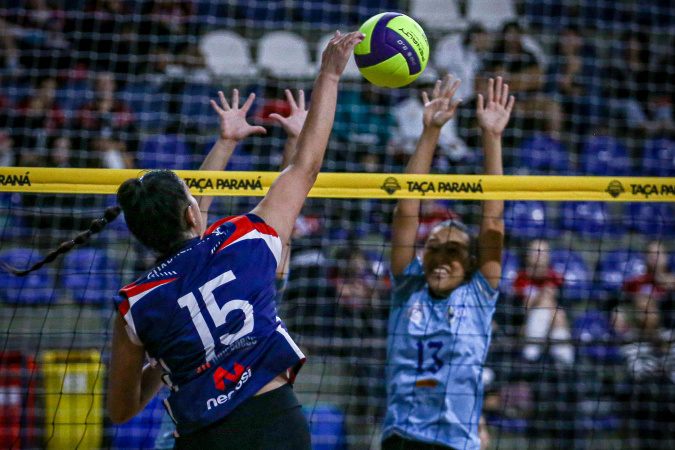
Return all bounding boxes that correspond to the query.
[353,12,429,88]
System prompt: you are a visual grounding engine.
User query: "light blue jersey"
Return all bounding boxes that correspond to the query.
[383,258,498,450]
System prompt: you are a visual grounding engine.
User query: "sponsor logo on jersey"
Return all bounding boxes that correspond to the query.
[206,364,252,411]
[407,301,423,324]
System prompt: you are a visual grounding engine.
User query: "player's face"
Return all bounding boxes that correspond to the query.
[422,226,470,298]
[182,183,205,237]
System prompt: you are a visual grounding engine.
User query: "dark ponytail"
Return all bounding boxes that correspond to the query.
[2,206,122,277]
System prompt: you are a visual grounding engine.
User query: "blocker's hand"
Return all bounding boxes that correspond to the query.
[319,30,365,78]
[422,75,462,129]
[269,89,308,138]
[477,77,515,137]
[211,89,267,141]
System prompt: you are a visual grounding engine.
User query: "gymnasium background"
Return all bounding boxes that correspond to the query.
[0,0,674,449]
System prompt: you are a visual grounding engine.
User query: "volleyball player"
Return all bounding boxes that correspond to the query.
[382,76,514,450]
[3,30,364,449]
[153,84,311,450]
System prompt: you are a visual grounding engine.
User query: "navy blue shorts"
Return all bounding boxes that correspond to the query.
[174,384,311,450]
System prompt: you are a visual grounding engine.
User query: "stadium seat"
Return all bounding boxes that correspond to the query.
[572,310,621,362]
[595,249,646,295]
[110,393,166,449]
[500,249,521,295]
[138,134,194,170]
[199,31,258,78]
[559,201,623,238]
[60,248,121,305]
[298,0,348,28]
[201,138,254,171]
[643,137,675,177]
[624,202,675,237]
[304,403,347,450]
[504,201,556,240]
[257,31,317,79]
[316,33,361,80]
[549,249,592,302]
[518,133,570,174]
[467,0,517,30]
[409,0,467,32]
[240,0,286,28]
[580,134,631,176]
[178,82,222,130]
[0,248,55,305]
[119,82,168,130]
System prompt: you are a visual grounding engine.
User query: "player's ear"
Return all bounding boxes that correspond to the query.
[184,204,198,230]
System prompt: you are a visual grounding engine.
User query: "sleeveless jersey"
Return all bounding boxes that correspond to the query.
[383,258,498,450]
[116,214,305,435]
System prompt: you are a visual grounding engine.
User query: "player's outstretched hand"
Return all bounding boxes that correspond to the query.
[210,89,267,141]
[477,77,515,137]
[422,74,462,129]
[269,89,308,138]
[319,30,365,78]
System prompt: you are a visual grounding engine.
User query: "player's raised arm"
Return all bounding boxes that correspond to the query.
[269,89,308,280]
[250,31,365,246]
[390,75,461,276]
[196,89,267,226]
[476,77,514,289]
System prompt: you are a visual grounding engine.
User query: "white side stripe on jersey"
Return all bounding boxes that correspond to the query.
[276,324,305,360]
[226,229,282,267]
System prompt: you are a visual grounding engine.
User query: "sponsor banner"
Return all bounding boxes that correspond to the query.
[0,168,673,201]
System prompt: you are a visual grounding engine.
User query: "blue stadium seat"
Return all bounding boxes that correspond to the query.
[549,249,592,302]
[60,248,120,305]
[500,249,520,295]
[572,310,621,362]
[119,82,168,130]
[504,201,556,240]
[518,134,570,174]
[55,80,92,113]
[560,201,623,238]
[138,135,194,170]
[0,248,55,305]
[625,202,675,237]
[595,250,646,294]
[179,83,222,131]
[643,137,675,177]
[110,393,166,449]
[304,403,346,450]
[201,138,253,171]
[580,135,631,176]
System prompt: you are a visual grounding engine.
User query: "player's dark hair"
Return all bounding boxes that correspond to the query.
[2,206,122,277]
[117,170,193,256]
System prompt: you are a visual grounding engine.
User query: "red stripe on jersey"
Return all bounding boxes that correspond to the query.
[119,298,130,316]
[203,216,236,237]
[216,220,278,253]
[120,278,179,300]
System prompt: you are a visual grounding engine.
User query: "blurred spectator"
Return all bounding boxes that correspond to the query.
[333,80,395,169]
[141,0,197,55]
[435,23,494,103]
[487,21,561,130]
[479,414,491,450]
[0,129,14,166]
[617,241,675,335]
[390,74,468,164]
[0,18,21,72]
[513,239,575,366]
[330,244,387,437]
[0,0,71,74]
[47,135,77,168]
[545,26,603,141]
[604,31,670,135]
[1,77,65,163]
[74,72,138,168]
[69,0,134,73]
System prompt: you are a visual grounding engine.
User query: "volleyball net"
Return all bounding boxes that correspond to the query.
[1,0,674,448]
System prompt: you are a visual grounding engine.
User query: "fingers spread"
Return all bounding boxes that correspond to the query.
[298,90,306,110]
[477,93,484,111]
[422,91,430,105]
[241,92,256,112]
[494,77,502,104]
[433,79,441,99]
[487,79,494,104]
[501,83,509,106]
[285,89,297,110]
[506,95,515,113]
[218,91,230,110]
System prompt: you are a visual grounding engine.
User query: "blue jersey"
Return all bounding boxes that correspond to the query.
[383,258,498,450]
[116,214,305,435]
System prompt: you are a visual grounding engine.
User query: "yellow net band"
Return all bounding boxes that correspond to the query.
[0,167,673,201]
